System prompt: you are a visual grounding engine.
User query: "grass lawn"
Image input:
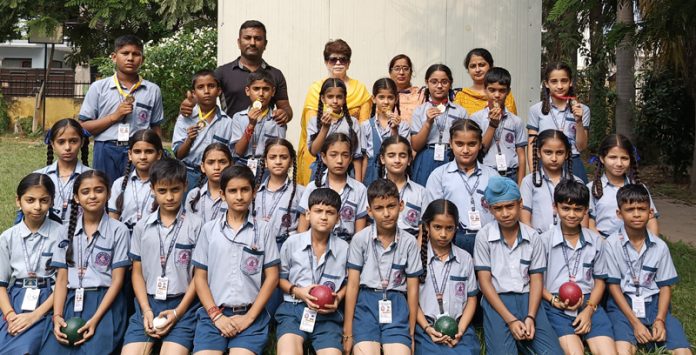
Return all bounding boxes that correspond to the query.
[0,136,693,353]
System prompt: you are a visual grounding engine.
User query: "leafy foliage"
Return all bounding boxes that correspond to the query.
[0,94,10,133]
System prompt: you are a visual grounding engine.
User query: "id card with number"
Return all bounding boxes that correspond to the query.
[299,307,318,333]
[378,300,392,324]
[468,210,482,230]
[74,288,84,312]
[117,124,130,142]
[433,144,446,161]
[21,288,40,311]
[155,277,169,300]
[630,295,646,318]
[495,153,508,172]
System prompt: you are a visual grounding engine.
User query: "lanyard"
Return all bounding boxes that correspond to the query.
[560,236,582,282]
[197,107,216,128]
[157,213,186,277]
[113,74,143,101]
[223,216,260,250]
[619,232,647,296]
[543,174,558,226]
[492,111,508,154]
[21,233,46,278]
[370,227,399,300]
[261,180,288,220]
[130,178,151,221]
[77,228,100,288]
[307,239,330,285]
[457,170,480,211]
[549,105,569,132]
[201,188,223,221]
[250,112,269,157]
[428,251,453,314]
[435,105,449,144]
[55,168,77,219]
[328,180,350,233]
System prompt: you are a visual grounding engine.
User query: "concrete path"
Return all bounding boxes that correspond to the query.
[654,197,696,246]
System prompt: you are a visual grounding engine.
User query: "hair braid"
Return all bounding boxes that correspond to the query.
[419,226,430,284]
[343,103,358,155]
[592,160,604,200]
[115,161,133,215]
[254,158,266,193]
[80,139,90,166]
[314,158,325,188]
[189,175,207,213]
[565,152,574,181]
[284,157,298,236]
[65,198,79,266]
[46,144,54,166]
[541,87,551,115]
[629,153,640,184]
[311,97,325,144]
[532,136,541,187]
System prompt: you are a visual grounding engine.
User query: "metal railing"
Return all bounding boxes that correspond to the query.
[1,79,91,99]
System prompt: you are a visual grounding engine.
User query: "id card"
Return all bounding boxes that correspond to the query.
[299,307,318,333]
[74,288,84,312]
[378,300,392,324]
[155,276,169,300]
[247,158,259,176]
[117,124,130,142]
[433,144,446,161]
[495,153,508,172]
[468,210,482,230]
[630,295,646,318]
[21,288,40,311]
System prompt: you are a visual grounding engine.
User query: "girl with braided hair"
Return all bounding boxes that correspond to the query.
[185,143,232,223]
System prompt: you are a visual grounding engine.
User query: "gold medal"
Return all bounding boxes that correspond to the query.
[252,100,263,110]
[196,120,207,130]
[125,95,135,104]
[437,103,446,113]
[493,101,500,109]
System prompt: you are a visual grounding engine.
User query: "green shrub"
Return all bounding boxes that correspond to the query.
[0,93,9,132]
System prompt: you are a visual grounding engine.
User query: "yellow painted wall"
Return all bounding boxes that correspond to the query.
[7,96,82,129]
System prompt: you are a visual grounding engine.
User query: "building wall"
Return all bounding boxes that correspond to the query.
[7,97,82,130]
[218,0,542,145]
[0,44,69,69]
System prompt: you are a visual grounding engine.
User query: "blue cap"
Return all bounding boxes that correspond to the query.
[483,176,521,206]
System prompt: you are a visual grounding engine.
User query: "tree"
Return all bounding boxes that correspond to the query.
[615,0,635,139]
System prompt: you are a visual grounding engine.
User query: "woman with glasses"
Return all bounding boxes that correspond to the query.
[454,48,518,115]
[296,39,373,185]
[388,54,425,125]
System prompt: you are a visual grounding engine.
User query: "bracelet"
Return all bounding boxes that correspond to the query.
[51,313,63,322]
[488,121,499,128]
[3,310,16,321]
[212,313,223,322]
[524,315,536,325]
[172,309,179,320]
[505,318,521,327]
[206,306,221,318]
[424,324,432,332]
[550,295,559,306]
[289,285,297,299]
[244,125,255,138]
[342,334,353,341]
[585,300,598,312]
[654,318,665,324]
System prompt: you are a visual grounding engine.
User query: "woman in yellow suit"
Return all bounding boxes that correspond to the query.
[454,48,518,115]
[296,39,372,185]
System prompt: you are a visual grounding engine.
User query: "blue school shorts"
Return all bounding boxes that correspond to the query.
[192,306,270,353]
[0,281,53,355]
[543,294,613,340]
[411,146,451,186]
[275,301,343,351]
[352,288,411,348]
[606,293,690,350]
[123,294,198,349]
[93,141,129,186]
[414,322,480,355]
[454,229,477,256]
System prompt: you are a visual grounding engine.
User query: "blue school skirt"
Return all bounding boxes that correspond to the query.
[0,280,53,355]
[275,301,343,351]
[123,294,199,349]
[353,287,411,347]
[543,294,613,339]
[414,322,480,355]
[412,146,451,186]
[40,287,126,355]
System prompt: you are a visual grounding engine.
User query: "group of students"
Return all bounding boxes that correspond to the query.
[0,33,691,355]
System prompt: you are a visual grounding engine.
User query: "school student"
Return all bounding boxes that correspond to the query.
[35,118,91,224]
[122,159,202,355]
[42,170,130,354]
[275,188,349,355]
[604,184,691,355]
[540,180,616,355]
[173,69,234,192]
[230,70,287,177]
[474,176,562,354]
[191,165,279,354]
[415,199,480,355]
[0,174,62,355]
[343,179,423,355]
[185,143,232,223]
[79,35,164,185]
[470,67,527,184]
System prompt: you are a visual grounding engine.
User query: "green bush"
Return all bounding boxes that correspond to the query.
[0,93,9,132]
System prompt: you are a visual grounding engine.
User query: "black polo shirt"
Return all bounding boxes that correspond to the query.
[214,57,289,116]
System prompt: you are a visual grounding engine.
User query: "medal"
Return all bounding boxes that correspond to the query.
[125,94,135,104]
[196,120,207,130]
[252,100,263,110]
[437,103,446,113]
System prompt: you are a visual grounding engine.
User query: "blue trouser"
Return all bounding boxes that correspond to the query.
[93,141,129,186]
[454,228,477,256]
[185,167,202,194]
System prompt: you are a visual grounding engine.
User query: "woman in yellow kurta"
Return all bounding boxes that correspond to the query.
[454,48,518,115]
[296,39,372,185]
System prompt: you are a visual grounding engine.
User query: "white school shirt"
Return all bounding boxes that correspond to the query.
[34,161,92,223]
[185,183,228,223]
[108,169,154,228]
[527,100,590,156]
[172,105,235,167]
[410,101,469,145]
[520,172,585,234]
[587,175,659,237]
[0,217,62,286]
[360,116,411,159]
[254,177,304,241]
[471,108,528,170]
[230,109,287,159]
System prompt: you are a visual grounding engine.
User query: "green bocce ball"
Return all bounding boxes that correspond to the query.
[61,317,86,346]
[434,315,458,338]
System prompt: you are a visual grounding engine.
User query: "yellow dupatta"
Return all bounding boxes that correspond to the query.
[454,87,518,116]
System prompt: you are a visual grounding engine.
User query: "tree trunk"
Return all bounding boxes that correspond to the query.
[587,0,610,149]
[615,0,635,139]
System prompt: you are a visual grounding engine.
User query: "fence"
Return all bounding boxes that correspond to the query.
[0,68,91,99]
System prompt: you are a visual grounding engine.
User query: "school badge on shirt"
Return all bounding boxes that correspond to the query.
[340,205,355,221]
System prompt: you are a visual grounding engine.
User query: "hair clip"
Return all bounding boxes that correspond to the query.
[43,131,52,145]
[82,128,92,138]
[632,146,640,162]
[588,155,598,165]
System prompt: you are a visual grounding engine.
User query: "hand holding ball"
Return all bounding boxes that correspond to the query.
[309,285,335,309]
[558,281,583,306]
[434,315,458,338]
[152,316,168,329]
[60,317,86,346]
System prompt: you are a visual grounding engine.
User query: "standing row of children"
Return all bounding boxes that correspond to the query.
[0,33,690,355]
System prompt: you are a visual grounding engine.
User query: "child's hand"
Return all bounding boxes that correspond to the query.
[342,334,353,355]
[447,328,465,347]
[213,315,237,338]
[186,125,199,141]
[488,104,502,124]
[52,315,69,344]
[294,285,321,310]
[425,325,449,344]
[143,309,158,338]
[571,101,583,122]
[551,296,567,310]
[387,112,402,128]
[633,322,652,344]
[229,314,253,334]
[572,308,593,335]
[8,311,39,335]
[180,90,196,117]
[116,101,133,118]
[426,108,441,122]
[74,318,97,345]
[509,319,528,340]
[317,292,339,314]
[248,107,263,123]
[153,309,178,337]
[272,108,289,125]
[524,317,536,340]
[651,319,666,342]
[320,111,333,127]
[565,297,583,311]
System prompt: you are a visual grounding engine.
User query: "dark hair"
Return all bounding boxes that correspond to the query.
[246,69,276,87]
[370,77,401,117]
[541,62,575,115]
[592,134,639,200]
[532,130,574,187]
[312,79,357,158]
[115,129,164,215]
[16,173,61,224]
[257,138,298,236]
[307,188,341,212]
[449,119,485,163]
[239,20,267,36]
[65,170,110,266]
[419,199,459,283]
[189,143,233,213]
[423,64,455,102]
[323,39,351,61]
[616,184,651,208]
[464,48,494,68]
[367,179,400,205]
[114,34,143,52]
[377,135,413,179]
[388,54,414,78]
[46,118,90,166]
[484,67,511,89]
[149,158,187,213]
[554,179,589,207]
[191,69,220,89]
[220,165,257,218]
[314,133,354,187]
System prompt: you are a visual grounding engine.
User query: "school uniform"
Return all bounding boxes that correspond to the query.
[34,161,91,224]
[540,225,614,340]
[410,101,469,185]
[520,172,585,234]
[587,175,660,237]
[172,105,234,191]
[298,175,368,243]
[230,109,287,175]
[108,169,154,230]
[306,115,362,177]
[424,161,498,255]
[191,214,280,354]
[41,213,131,354]
[473,221,562,355]
[79,76,164,185]
[360,117,410,187]
[471,108,527,178]
[0,218,61,355]
[346,226,423,347]
[275,231,349,351]
[185,183,228,224]
[414,243,480,355]
[123,209,202,349]
[604,229,690,350]
[527,100,591,183]
[397,179,426,237]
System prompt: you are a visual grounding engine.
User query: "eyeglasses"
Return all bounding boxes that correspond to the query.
[427,79,451,87]
[390,66,411,73]
[327,56,349,64]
